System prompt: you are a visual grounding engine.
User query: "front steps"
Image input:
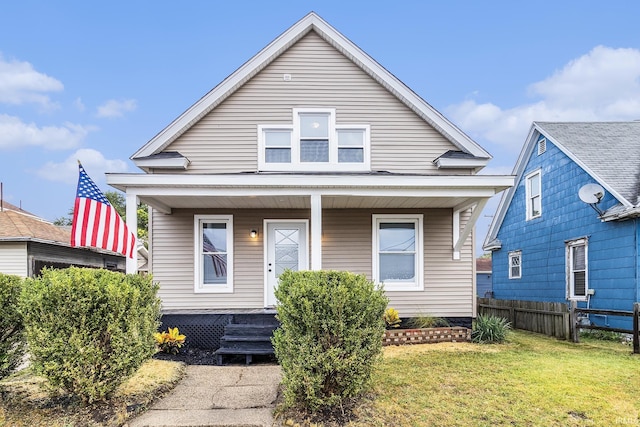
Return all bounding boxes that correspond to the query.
[215,313,279,365]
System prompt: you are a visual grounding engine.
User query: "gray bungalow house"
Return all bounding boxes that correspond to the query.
[107,13,512,353]
[0,200,125,277]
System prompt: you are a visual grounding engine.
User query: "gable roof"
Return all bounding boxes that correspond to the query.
[1,199,37,217]
[535,122,640,205]
[0,209,70,243]
[484,121,640,250]
[131,12,491,163]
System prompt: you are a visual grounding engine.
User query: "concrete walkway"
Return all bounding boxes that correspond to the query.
[128,364,282,427]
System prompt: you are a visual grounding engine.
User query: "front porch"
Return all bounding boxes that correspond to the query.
[160,309,278,363]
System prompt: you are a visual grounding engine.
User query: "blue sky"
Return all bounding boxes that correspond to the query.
[1,1,639,253]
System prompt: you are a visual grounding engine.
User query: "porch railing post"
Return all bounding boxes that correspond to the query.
[570,300,579,343]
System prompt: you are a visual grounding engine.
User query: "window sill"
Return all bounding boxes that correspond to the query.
[194,286,234,294]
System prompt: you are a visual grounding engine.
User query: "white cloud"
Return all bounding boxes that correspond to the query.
[0,114,93,150]
[36,148,129,185]
[447,46,640,151]
[0,53,63,109]
[96,99,137,118]
[74,97,86,112]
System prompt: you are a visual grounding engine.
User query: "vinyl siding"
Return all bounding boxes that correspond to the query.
[152,207,474,316]
[0,242,27,277]
[162,31,461,175]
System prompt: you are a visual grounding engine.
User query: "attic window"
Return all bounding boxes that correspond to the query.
[258,108,370,172]
[537,138,547,155]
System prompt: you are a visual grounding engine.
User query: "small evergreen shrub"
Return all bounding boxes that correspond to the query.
[19,267,161,403]
[154,327,186,354]
[273,270,388,412]
[383,307,402,329]
[472,314,511,344]
[0,273,26,379]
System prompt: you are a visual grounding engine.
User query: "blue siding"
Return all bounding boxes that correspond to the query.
[493,134,639,329]
[476,272,492,297]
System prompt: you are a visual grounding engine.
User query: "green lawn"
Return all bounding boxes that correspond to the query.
[353,331,640,426]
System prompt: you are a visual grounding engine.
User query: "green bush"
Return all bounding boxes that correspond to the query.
[0,273,26,379]
[19,267,161,403]
[273,270,388,412]
[472,314,511,344]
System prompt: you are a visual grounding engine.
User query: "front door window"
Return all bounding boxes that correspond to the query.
[266,221,308,306]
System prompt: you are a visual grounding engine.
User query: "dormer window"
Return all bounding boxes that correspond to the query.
[259,108,370,171]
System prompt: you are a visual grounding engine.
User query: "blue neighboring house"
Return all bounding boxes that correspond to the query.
[484,122,640,330]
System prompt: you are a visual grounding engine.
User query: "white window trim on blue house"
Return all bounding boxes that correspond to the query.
[372,214,424,291]
[566,238,588,301]
[508,250,521,279]
[258,108,371,172]
[525,169,542,220]
[194,214,234,293]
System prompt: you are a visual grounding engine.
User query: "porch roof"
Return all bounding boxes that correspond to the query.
[106,172,514,213]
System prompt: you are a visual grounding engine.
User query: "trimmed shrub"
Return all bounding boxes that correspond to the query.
[19,267,160,403]
[472,314,511,344]
[0,273,26,379]
[272,270,388,411]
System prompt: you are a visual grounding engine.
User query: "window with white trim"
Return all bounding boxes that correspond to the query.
[259,108,370,171]
[194,215,233,293]
[372,214,423,291]
[508,251,521,279]
[567,238,587,300]
[526,170,542,220]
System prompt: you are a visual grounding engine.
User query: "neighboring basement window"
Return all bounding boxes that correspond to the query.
[508,251,521,279]
[194,215,233,293]
[567,238,588,300]
[258,108,370,171]
[372,214,424,291]
[526,170,542,220]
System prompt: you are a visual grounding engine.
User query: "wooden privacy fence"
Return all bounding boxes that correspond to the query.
[477,298,640,353]
[571,301,640,354]
[477,298,570,339]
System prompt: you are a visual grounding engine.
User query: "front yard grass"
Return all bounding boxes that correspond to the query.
[352,330,640,426]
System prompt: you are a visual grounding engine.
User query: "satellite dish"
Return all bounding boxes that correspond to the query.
[579,183,605,204]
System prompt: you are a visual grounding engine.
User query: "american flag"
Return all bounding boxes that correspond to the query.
[71,164,136,258]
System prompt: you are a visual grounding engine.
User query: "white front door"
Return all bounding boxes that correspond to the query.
[265,220,308,307]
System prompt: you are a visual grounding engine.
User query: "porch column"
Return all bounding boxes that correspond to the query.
[310,193,322,270]
[126,192,138,274]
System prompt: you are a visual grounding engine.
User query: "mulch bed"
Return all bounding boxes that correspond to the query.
[152,346,277,365]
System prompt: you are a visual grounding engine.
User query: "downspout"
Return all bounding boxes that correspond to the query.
[636,218,639,304]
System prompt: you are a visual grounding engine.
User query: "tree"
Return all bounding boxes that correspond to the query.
[54,191,148,245]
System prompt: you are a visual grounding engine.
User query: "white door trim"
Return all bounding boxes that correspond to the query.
[263,219,309,307]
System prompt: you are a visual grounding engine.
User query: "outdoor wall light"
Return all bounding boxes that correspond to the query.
[250,229,258,239]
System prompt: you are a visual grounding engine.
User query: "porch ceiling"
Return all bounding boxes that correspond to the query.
[138,194,482,211]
